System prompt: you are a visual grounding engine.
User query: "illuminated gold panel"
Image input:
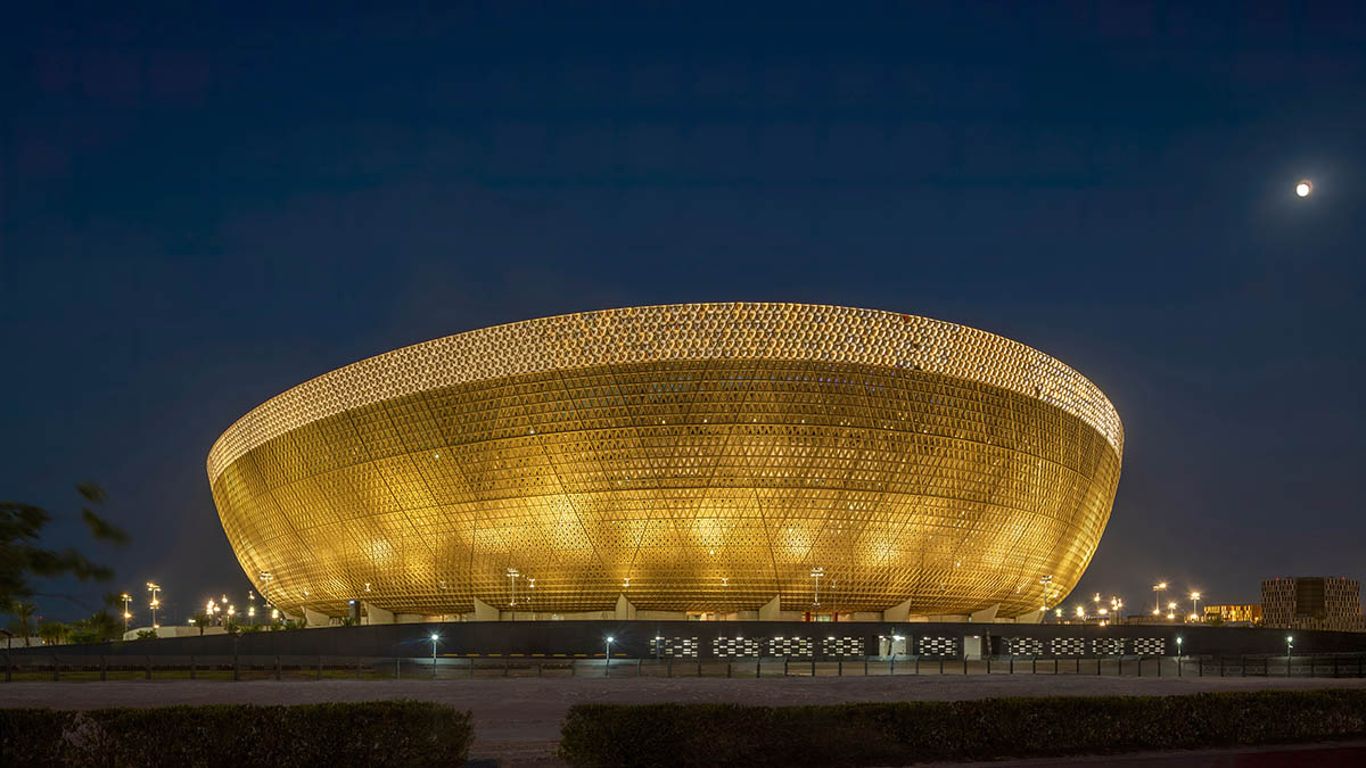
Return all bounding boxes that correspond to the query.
[209,303,1122,618]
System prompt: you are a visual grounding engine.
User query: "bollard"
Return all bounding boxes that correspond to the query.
[469,658,475,679]
[938,657,944,675]
[538,662,544,678]
[356,657,363,679]
[1137,657,1142,677]
[838,660,843,677]
[1032,656,1037,675]
[318,655,324,681]
[668,659,673,678]
[962,657,967,675]
[505,660,510,678]
[1009,656,1014,674]
[144,655,151,681]
[914,656,919,675]
[275,656,282,681]
[811,658,816,677]
[864,659,869,677]
[756,659,762,679]
[54,655,60,682]
[100,656,107,682]
[395,658,401,680]
[726,661,732,678]
[190,654,196,680]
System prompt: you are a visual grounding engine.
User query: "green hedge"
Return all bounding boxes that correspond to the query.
[1,700,472,767]
[559,689,1366,767]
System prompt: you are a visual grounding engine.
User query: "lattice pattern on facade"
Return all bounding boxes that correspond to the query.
[712,636,762,658]
[1132,637,1165,655]
[1050,637,1087,656]
[650,637,699,659]
[1092,638,1125,656]
[919,636,959,657]
[208,303,1123,617]
[768,636,814,657]
[1004,637,1044,655]
[822,636,866,657]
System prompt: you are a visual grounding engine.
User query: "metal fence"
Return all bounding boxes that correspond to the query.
[6,652,1366,682]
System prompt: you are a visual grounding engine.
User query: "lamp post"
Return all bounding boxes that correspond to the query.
[430,633,440,678]
[146,582,161,628]
[1039,575,1053,612]
[1189,591,1201,620]
[1176,636,1183,676]
[120,593,132,633]
[1286,635,1294,676]
[506,568,520,608]
[605,636,614,677]
[1152,582,1167,616]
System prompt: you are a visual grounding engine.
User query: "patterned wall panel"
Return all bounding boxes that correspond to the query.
[208,303,1124,617]
[918,636,959,657]
[1050,637,1087,656]
[1092,638,1125,656]
[1132,638,1166,655]
[768,636,815,657]
[712,637,762,658]
[650,637,700,659]
[1004,637,1044,655]
[822,636,866,658]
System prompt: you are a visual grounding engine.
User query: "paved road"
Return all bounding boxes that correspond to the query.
[4,675,1365,765]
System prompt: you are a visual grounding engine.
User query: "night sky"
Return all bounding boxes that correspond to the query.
[3,4,1363,623]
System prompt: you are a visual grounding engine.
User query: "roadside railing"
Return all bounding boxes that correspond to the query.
[4,652,1366,682]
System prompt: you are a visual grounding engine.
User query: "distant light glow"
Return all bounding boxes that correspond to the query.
[1296,180,1313,198]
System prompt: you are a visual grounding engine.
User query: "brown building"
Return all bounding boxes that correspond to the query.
[1261,577,1364,632]
[1202,603,1262,626]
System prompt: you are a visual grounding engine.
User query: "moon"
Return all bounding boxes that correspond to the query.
[1296,179,1313,198]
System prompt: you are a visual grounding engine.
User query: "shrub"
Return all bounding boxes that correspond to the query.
[559,689,1366,767]
[0,700,472,768]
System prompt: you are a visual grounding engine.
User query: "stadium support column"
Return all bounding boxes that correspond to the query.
[362,602,394,625]
[302,607,330,628]
[970,604,1000,623]
[615,594,637,620]
[883,598,912,623]
[473,597,499,621]
[759,595,781,621]
[1015,608,1044,624]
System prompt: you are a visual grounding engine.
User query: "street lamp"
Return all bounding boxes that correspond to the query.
[430,633,440,677]
[146,582,162,628]
[1152,582,1167,616]
[1286,635,1294,676]
[1189,591,1201,619]
[605,636,614,676]
[120,593,132,632]
[1176,636,1184,676]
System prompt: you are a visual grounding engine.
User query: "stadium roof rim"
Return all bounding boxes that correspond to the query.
[207,302,1123,483]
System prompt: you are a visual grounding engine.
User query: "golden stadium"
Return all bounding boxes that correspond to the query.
[208,303,1122,623]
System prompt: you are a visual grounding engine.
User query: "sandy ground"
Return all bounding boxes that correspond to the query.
[4,675,1366,765]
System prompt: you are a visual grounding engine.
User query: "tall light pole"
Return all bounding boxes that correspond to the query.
[1152,582,1167,616]
[430,633,440,678]
[1189,591,1201,621]
[506,568,520,607]
[1176,636,1183,676]
[120,593,132,633]
[810,567,825,607]
[605,635,614,677]
[1039,575,1054,612]
[1286,635,1294,676]
[146,582,161,628]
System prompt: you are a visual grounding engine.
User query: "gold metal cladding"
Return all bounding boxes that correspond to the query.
[208,302,1122,618]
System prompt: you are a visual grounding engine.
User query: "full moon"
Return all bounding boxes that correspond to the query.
[1296,179,1313,198]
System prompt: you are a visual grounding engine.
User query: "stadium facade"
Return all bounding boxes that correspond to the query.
[208,303,1122,624]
